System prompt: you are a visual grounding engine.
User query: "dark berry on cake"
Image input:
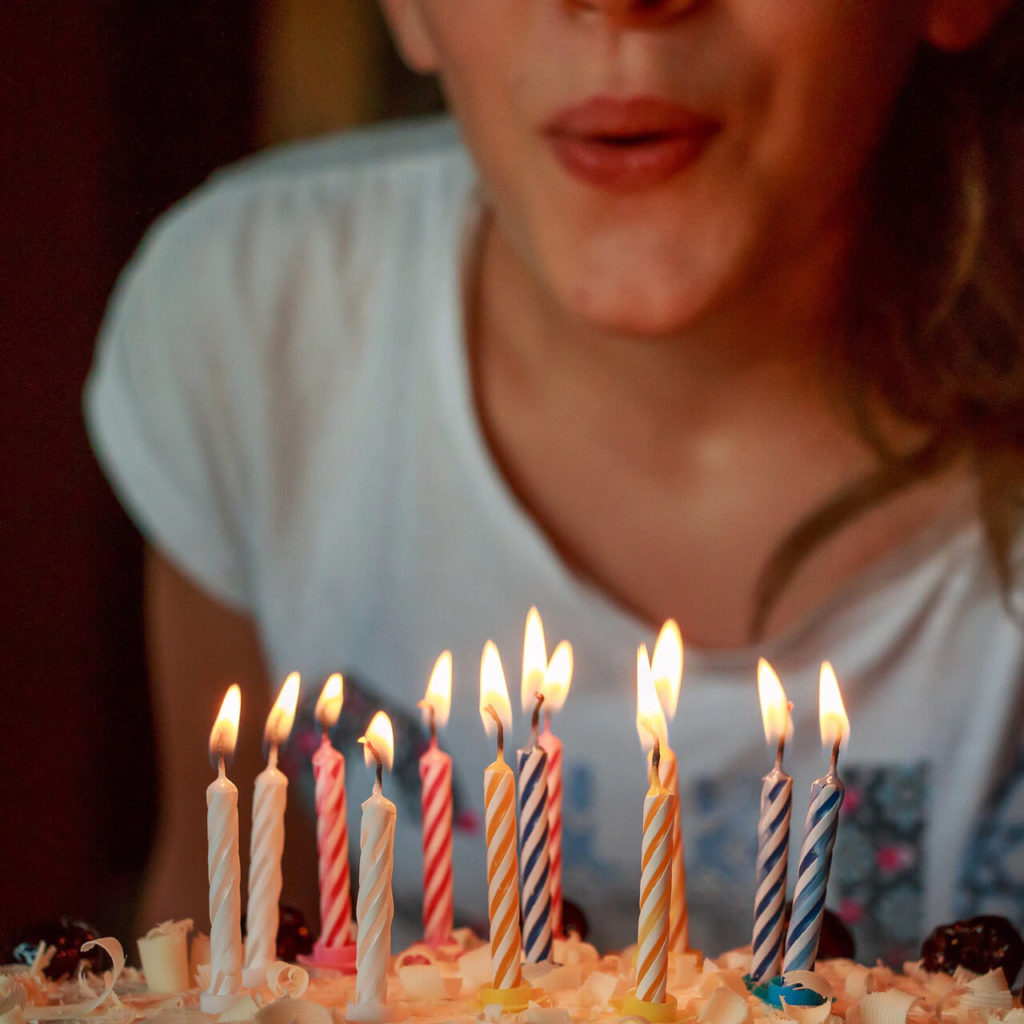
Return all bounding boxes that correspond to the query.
[274,905,314,962]
[4,917,104,979]
[561,898,589,942]
[921,915,1024,980]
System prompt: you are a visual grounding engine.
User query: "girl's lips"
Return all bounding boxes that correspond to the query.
[542,96,721,191]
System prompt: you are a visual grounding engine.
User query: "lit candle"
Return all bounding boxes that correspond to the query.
[479,641,532,1011]
[627,666,677,1021]
[522,608,574,939]
[517,691,551,963]
[244,672,300,985]
[750,659,793,983]
[203,685,243,1016]
[312,673,354,967]
[648,621,688,952]
[348,712,397,1024]
[419,651,454,946]
[783,662,849,973]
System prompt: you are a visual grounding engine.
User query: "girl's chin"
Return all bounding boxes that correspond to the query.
[561,279,719,340]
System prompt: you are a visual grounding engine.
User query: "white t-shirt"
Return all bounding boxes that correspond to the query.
[85,116,1024,963]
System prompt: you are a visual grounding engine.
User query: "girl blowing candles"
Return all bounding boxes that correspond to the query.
[88,0,1024,958]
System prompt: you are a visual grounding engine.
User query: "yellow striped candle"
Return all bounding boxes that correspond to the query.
[649,622,688,953]
[627,649,680,1023]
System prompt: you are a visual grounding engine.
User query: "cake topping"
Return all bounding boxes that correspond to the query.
[920,915,1024,981]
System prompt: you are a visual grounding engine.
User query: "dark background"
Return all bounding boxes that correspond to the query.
[1,1,440,946]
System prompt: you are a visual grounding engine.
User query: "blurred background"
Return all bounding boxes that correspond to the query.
[2,1,441,945]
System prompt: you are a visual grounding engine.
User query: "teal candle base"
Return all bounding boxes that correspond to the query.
[744,973,830,1009]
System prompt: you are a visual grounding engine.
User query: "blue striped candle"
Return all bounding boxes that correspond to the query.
[751,659,793,983]
[783,663,848,973]
[751,763,792,981]
[782,752,844,972]
[517,695,552,963]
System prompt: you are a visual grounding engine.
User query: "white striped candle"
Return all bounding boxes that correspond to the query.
[350,713,396,1022]
[202,686,242,1016]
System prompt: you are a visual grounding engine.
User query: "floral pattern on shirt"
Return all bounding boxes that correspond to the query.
[958,744,1024,923]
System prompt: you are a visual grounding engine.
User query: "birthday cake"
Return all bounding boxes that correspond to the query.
[1,914,1022,1024]
[4,627,1020,1023]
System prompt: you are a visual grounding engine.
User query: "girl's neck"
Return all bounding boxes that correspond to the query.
[470,206,851,446]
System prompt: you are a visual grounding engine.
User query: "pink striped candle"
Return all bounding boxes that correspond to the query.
[419,652,454,946]
[536,721,563,937]
[312,674,354,966]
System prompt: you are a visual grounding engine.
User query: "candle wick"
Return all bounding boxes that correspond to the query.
[267,743,279,770]
[485,704,504,756]
[774,734,786,772]
[217,754,226,779]
[650,734,662,787]
[429,705,437,744]
[364,739,384,790]
[830,736,841,775]
[531,691,545,743]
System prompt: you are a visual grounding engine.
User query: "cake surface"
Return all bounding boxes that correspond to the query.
[1,924,1021,1024]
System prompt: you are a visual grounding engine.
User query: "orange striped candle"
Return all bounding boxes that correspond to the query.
[478,641,533,1011]
[480,642,523,990]
[636,750,675,1004]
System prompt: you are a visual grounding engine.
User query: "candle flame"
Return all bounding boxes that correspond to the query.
[480,640,512,736]
[360,710,395,771]
[421,650,453,728]
[264,671,300,749]
[757,658,792,745]
[635,645,668,752]
[542,640,574,714]
[209,684,241,763]
[818,661,850,750]
[315,673,343,729]
[650,619,683,722]
[521,606,547,713]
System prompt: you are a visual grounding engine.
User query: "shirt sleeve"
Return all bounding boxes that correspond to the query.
[84,191,258,611]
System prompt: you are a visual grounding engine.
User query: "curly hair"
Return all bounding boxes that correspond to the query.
[751,3,1024,638]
